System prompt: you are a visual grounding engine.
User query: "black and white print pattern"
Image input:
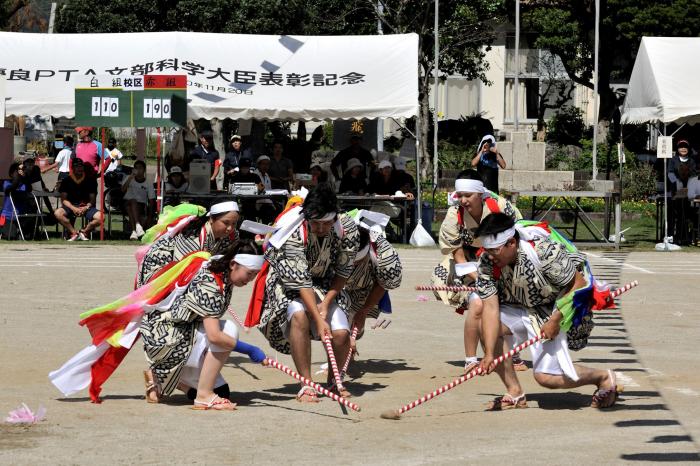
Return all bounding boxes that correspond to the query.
[257,213,360,354]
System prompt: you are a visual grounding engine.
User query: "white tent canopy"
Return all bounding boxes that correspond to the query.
[0,31,418,121]
[621,37,700,125]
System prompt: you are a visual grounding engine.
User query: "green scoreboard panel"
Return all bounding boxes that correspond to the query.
[74,75,187,127]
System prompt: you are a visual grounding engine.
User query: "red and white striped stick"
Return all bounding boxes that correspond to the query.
[227,308,249,332]
[609,280,638,301]
[341,326,359,377]
[415,285,477,292]
[381,333,544,420]
[323,335,346,392]
[262,358,361,412]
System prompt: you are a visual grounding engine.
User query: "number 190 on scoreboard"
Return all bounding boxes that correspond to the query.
[143,98,171,119]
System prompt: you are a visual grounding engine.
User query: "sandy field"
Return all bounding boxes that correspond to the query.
[0,244,699,464]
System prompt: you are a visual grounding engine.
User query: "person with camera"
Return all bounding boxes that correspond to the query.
[471,135,506,193]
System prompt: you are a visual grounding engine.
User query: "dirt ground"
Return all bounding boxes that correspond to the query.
[0,244,699,465]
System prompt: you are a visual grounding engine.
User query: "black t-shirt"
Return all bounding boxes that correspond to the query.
[59,175,97,206]
[339,173,367,194]
[331,146,374,174]
[368,172,400,195]
[229,171,262,186]
[190,145,220,175]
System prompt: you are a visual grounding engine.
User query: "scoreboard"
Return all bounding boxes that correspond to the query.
[75,74,187,127]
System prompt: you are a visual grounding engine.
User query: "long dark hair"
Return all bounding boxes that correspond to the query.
[208,240,260,274]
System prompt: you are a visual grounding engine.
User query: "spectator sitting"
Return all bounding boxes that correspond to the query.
[22,156,48,192]
[223,134,253,190]
[253,155,278,224]
[74,126,106,177]
[268,140,294,190]
[103,137,124,174]
[310,162,328,186]
[190,130,221,190]
[43,135,73,188]
[165,166,189,194]
[121,160,156,240]
[229,158,264,223]
[1,163,31,240]
[338,158,367,195]
[331,133,374,179]
[53,158,103,241]
[368,160,400,195]
[393,157,416,200]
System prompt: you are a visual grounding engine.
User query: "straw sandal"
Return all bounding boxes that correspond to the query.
[296,386,320,403]
[143,370,160,404]
[591,369,623,409]
[191,395,237,411]
[486,393,528,411]
[512,353,528,371]
[463,359,479,375]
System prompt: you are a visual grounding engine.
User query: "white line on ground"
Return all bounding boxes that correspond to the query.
[615,371,640,388]
[585,252,655,274]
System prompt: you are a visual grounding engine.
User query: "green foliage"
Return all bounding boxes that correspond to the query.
[547,106,585,146]
[437,141,471,170]
[55,0,376,35]
[520,0,700,121]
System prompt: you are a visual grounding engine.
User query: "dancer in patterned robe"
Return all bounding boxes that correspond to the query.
[247,184,359,402]
[141,242,265,410]
[343,210,402,374]
[430,170,522,373]
[475,213,622,410]
[137,201,239,288]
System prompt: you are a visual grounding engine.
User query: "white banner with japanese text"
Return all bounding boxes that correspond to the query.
[0,31,419,121]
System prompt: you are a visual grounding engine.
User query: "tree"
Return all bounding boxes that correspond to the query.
[519,0,700,136]
[536,50,574,138]
[55,0,504,179]
[0,0,29,30]
[369,0,505,179]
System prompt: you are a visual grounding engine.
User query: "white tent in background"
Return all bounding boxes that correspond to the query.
[621,37,700,125]
[621,36,700,251]
[0,31,418,121]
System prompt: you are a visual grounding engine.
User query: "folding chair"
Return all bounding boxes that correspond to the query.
[7,192,49,241]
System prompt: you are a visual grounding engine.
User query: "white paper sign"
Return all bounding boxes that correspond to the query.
[109,97,119,117]
[143,98,152,118]
[122,76,144,91]
[657,136,673,159]
[161,98,171,119]
[617,143,625,164]
[91,97,101,116]
[152,99,162,119]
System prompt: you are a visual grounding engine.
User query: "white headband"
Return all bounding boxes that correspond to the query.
[208,201,239,216]
[307,212,336,222]
[481,226,516,249]
[233,254,265,270]
[454,179,485,194]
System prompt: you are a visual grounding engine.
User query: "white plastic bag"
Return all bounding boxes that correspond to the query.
[409,222,436,247]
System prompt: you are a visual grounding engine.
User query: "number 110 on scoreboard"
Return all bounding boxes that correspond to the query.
[143,98,171,119]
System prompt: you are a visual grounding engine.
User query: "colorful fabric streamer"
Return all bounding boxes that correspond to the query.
[50,251,212,402]
[140,203,206,244]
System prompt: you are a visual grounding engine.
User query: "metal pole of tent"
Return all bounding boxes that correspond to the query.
[377,1,384,152]
[514,0,520,131]
[415,99,422,226]
[432,0,440,217]
[592,0,600,180]
[100,127,106,240]
[616,130,623,250]
[156,127,162,213]
[663,123,668,250]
